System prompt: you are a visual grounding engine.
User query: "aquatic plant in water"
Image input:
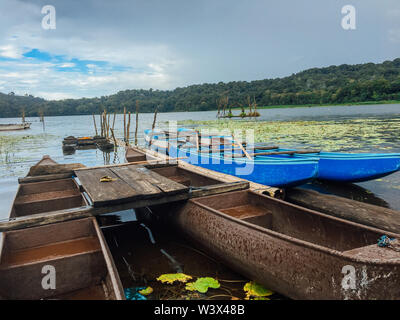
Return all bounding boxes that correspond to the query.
[156,273,193,284]
[185,277,220,293]
[177,117,400,152]
[243,281,273,300]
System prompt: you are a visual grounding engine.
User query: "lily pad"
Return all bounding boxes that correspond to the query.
[156,273,192,284]
[138,286,153,296]
[185,277,220,293]
[243,281,273,299]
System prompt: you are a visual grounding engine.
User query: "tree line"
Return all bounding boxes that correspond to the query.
[1,58,400,118]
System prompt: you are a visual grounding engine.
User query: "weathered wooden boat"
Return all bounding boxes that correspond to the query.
[0,217,124,300]
[9,156,87,219]
[0,123,31,131]
[151,190,400,299]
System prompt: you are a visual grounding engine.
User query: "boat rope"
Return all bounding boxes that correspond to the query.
[377,235,400,252]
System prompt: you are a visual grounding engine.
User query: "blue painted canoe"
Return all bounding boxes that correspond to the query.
[166,144,319,187]
[145,128,400,183]
[240,147,400,182]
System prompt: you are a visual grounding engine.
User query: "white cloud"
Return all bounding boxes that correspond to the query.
[0,45,22,59]
[58,62,76,68]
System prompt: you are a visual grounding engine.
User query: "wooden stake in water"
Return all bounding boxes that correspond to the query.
[149,107,158,147]
[100,112,104,137]
[92,114,98,136]
[123,107,127,142]
[135,100,139,146]
[126,112,131,145]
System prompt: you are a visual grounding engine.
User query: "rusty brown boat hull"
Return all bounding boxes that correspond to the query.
[154,190,400,299]
[0,217,124,300]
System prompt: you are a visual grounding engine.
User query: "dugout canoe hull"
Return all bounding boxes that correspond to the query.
[153,190,400,300]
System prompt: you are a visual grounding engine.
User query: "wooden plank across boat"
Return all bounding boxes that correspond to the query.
[0,217,124,300]
[0,154,250,232]
[75,164,190,207]
[150,189,400,300]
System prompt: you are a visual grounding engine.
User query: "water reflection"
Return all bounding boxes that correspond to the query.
[301,181,391,208]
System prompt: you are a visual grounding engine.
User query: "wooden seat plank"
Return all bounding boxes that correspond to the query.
[75,168,140,207]
[109,166,161,198]
[112,165,189,195]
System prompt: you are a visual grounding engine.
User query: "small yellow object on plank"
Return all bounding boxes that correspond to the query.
[100,176,116,182]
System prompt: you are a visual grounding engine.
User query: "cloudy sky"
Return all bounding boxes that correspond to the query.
[0,0,399,100]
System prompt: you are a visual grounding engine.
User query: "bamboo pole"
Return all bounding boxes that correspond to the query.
[92,114,98,136]
[123,107,127,142]
[149,107,158,147]
[110,128,117,150]
[107,112,111,139]
[100,113,103,137]
[232,133,252,160]
[135,100,139,146]
[126,112,131,145]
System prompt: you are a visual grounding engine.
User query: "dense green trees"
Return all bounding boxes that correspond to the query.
[1,58,400,118]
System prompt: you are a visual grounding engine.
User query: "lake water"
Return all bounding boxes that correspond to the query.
[0,103,400,220]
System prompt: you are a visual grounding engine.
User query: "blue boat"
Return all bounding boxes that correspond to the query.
[225,145,400,183]
[255,149,400,182]
[144,130,319,187]
[146,128,400,184]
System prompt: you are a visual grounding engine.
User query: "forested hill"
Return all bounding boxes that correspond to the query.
[1,58,400,118]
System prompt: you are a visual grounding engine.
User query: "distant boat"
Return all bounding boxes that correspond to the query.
[0,122,31,131]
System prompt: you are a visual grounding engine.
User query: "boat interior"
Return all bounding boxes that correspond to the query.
[148,164,222,187]
[190,190,384,253]
[10,178,87,218]
[0,218,120,300]
[126,148,158,163]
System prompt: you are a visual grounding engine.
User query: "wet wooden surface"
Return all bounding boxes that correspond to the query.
[75,164,189,207]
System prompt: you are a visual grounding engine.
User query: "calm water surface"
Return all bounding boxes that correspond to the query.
[1,103,399,299]
[0,103,399,219]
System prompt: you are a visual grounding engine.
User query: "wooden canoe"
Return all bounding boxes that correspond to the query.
[151,190,400,299]
[0,217,124,300]
[0,123,31,131]
[10,156,88,219]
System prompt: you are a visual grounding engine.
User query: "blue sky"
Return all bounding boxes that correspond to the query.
[0,0,399,100]
[21,49,130,74]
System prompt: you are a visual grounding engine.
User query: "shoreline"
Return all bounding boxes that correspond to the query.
[230,100,400,111]
[0,101,399,119]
